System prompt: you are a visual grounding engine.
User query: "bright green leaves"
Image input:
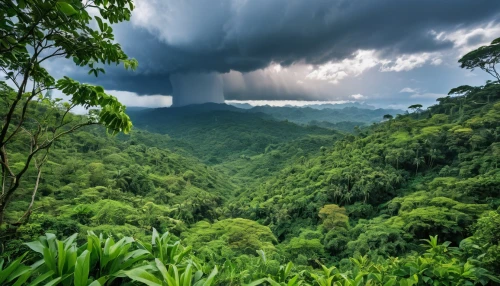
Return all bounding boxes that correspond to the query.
[56,2,78,16]
[99,102,133,135]
[125,265,163,286]
[19,231,152,285]
[7,229,500,286]
[303,238,497,286]
[122,229,220,286]
[74,250,90,286]
[0,253,33,285]
[125,260,219,286]
[56,77,132,134]
[93,0,134,24]
[12,229,222,286]
[124,58,139,70]
[21,233,80,285]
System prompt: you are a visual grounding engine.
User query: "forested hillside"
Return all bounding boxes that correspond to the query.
[127,104,339,164]
[3,81,500,285]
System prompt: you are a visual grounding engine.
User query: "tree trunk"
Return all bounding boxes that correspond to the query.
[18,167,42,224]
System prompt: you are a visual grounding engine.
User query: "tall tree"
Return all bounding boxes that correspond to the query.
[408,104,423,113]
[459,37,500,82]
[0,0,137,225]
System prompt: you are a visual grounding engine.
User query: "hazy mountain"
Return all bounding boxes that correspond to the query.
[246,105,402,126]
[126,103,338,164]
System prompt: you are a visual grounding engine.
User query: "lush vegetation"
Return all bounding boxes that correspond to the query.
[1,1,500,285]
[2,69,500,285]
[126,103,341,164]
[0,0,136,225]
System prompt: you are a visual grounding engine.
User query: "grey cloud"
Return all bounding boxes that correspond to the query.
[67,0,500,101]
[170,72,224,106]
[466,33,487,47]
[223,70,314,101]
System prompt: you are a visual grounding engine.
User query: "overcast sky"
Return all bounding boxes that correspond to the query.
[46,0,500,109]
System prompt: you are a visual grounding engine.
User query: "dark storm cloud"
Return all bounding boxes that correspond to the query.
[71,0,500,96]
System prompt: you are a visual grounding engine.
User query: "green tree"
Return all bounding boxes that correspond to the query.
[0,0,137,224]
[459,37,500,82]
[408,104,423,113]
[318,204,349,230]
[382,114,393,121]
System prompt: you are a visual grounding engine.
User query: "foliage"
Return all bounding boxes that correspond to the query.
[181,219,277,262]
[2,231,499,285]
[1,32,500,286]
[0,0,137,224]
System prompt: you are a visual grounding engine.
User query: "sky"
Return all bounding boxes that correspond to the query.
[46,0,500,109]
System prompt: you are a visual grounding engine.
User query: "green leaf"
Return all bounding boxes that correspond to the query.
[383,278,397,286]
[74,250,90,286]
[56,2,78,16]
[167,264,179,285]
[204,266,218,286]
[265,278,282,286]
[43,247,57,274]
[18,0,26,9]
[124,267,162,286]
[57,241,66,276]
[28,270,55,286]
[244,278,268,286]
[6,36,16,44]
[287,274,300,286]
[256,250,266,264]
[89,276,109,286]
[154,259,168,282]
[44,277,63,286]
[63,233,78,251]
[284,262,293,278]
[12,270,31,286]
[0,253,27,284]
[181,263,192,286]
[25,241,45,254]
[95,16,104,31]
[7,265,31,283]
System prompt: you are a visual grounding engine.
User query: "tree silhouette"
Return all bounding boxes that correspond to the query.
[383,114,394,120]
[408,104,423,114]
[459,37,500,82]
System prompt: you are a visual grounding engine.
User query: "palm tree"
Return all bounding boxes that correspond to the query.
[113,169,131,191]
[413,156,425,175]
[341,191,353,204]
[428,148,439,167]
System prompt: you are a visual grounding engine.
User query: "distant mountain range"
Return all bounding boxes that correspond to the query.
[246,105,402,126]
[126,102,403,133]
[226,103,254,109]
[226,101,379,110]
